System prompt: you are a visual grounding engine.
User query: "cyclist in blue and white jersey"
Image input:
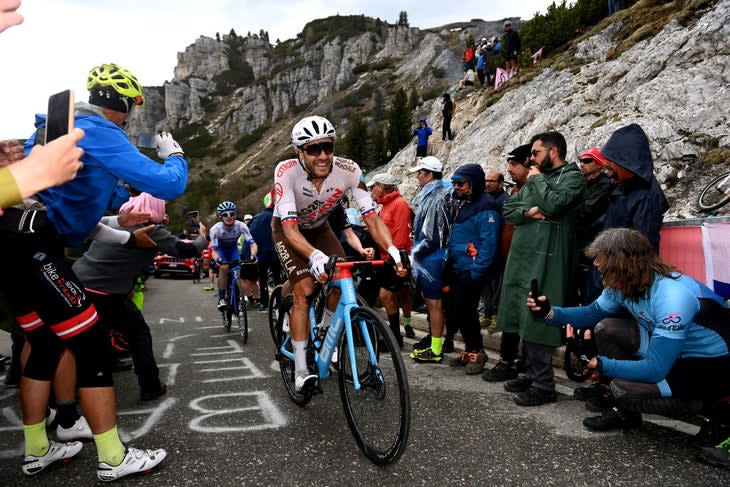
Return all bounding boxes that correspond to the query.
[209,201,257,311]
[528,228,730,432]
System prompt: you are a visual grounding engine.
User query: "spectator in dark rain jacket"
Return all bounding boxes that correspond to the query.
[249,190,282,308]
[446,163,501,375]
[600,123,669,251]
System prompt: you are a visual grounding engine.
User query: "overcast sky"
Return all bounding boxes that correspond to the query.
[0,0,557,138]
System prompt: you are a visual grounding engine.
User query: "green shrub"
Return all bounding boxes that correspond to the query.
[431,67,447,79]
[302,15,373,45]
[234,125,271,153]
[352,63,370,75]
[371,59,393,71]
[334,84,376,109]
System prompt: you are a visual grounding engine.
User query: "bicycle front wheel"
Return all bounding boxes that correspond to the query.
[239,296,248,343]
[697,172,730,212]
[338,307,410,466]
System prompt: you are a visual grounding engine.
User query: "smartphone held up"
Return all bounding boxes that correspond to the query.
[45,89,74,144]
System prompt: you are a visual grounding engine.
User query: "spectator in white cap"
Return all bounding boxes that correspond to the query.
[243,214,253,224]
[407,157,454,363]
[367,172,414,347]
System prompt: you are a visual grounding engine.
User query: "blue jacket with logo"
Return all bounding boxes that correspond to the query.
[25,103,188,247]
[447,164,501,281]
[550,273,729,395]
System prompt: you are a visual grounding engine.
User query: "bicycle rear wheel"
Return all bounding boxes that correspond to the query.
[338,307,410,466]
[274,295,312,406]
[268,284,285,346]
[697,172,730,212]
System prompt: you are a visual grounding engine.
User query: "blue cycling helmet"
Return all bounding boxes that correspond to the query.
[216,201,237,215]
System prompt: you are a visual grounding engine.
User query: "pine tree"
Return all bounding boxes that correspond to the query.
[370,128,387,168]
[373,90,386,122]
[344,112,369,168]
[408,87,419,112]
[397,11,409,27]
[385,88,411,161]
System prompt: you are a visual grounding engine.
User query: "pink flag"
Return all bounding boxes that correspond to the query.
[494,68,512,90]
[531,46,544,64]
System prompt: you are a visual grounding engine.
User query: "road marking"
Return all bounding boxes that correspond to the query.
[159,317,185,324]
[191,340,244,356]
[194,357,268,382]
[188,392,286,433]
[0,407,23,458]
[195,316,203,322]
[170,334,197,342]
[157,363,181,386]
[162,343,174,359]
[197,325,224,330]
[118,397,177,442]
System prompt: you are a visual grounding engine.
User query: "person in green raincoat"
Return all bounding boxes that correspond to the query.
[496,131,585,407]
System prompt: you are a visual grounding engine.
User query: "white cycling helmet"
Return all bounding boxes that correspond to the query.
[291,116,337,147]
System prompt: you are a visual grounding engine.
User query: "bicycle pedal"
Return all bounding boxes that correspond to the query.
[312,381,323,395]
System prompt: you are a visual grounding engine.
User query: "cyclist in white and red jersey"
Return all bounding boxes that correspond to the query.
[273,115,406,392]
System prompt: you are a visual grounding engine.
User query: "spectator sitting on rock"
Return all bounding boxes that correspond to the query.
[459,69,477,90]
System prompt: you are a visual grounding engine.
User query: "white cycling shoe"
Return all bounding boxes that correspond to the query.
[217,299,227,312]
[294,370,317,392]
[22,440,83,476]
[57,415,93,442]
[97,447,167,482]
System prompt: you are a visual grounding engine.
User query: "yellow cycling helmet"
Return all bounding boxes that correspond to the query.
[87,63,144,107]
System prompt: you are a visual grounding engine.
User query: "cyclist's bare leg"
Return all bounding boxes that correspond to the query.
[78,386,116,433]
[20,377,52,424]
[217,264,229,292]
[53,349,76,403]
[397,286,412,317]
[291,278,316,341]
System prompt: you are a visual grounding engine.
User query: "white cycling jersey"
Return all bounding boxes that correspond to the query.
[209,220,253,250]
[273,157,377,229]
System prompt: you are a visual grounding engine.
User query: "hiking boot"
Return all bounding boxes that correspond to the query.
[585,394,614,413]
[695,421,730,448]
[217,299,227,312]
[294,370,317,392]
[504,376,532,393]
[404,325,416,339]
[582,408,642,431]
[573,381,607,401]
[698,435,730,470]
[22,440,83,476]
[482,360,518,382]
[464,352,487,375]
[442,336,455,354]
[409,347,443,363]
[56,416,92,442]
[449,351,469,367]
[97,447,167,482]
[514,387,558,407]
[140,383,167,402]
[412,334,431,352]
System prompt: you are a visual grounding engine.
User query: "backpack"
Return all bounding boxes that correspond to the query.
[449,100,456,117]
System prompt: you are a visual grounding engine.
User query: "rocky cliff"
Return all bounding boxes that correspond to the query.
[129,2,730,220]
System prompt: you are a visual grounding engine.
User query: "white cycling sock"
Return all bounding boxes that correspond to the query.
[293,339,308,373]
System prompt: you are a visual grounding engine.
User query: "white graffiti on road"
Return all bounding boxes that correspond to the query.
[118,397,178,442]
[191,339,245,356]
[188,392,286,433]
[194,357,267,382]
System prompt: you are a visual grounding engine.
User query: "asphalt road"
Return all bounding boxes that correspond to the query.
[0,277,728,486]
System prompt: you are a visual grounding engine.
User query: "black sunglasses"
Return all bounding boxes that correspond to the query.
[302,141,335,156]
[453,179,469,187]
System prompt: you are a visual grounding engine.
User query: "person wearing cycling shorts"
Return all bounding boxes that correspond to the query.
[273,115,406,392]
[210,201,257,311]
[0,63,185,480]
[528,228,730,434]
